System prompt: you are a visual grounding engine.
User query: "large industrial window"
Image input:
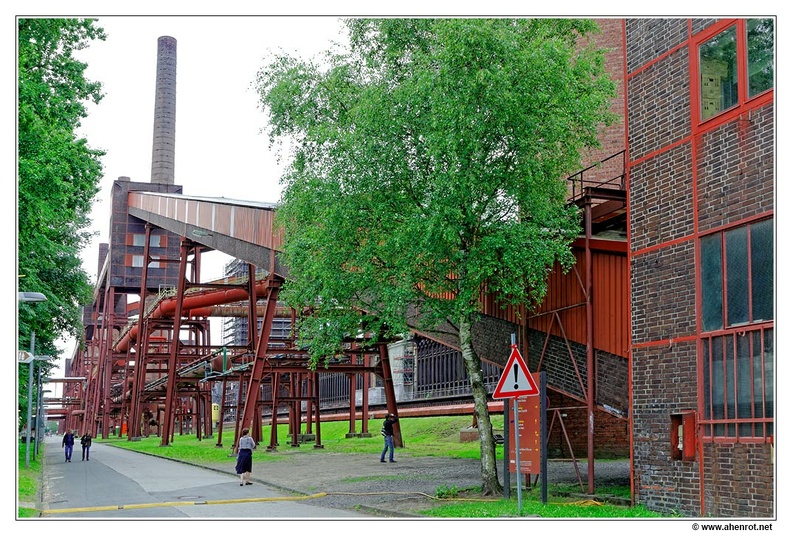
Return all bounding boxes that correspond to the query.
[699,18,774,121]
[700,218,774,440]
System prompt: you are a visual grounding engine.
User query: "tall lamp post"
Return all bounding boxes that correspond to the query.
[19,291,48,469]
[35,386,52,458]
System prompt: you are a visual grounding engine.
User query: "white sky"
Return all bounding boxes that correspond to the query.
[76,15,347,283]
[21,14,350,394]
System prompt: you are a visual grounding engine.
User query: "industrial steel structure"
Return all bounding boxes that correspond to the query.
[41,18,773,518]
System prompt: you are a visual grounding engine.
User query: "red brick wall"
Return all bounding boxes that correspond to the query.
[702,443,775,517]
[545,390,629,459]
[627,18,774,517]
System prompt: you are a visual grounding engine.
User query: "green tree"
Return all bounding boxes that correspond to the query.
[256,18,615,495]
[17,18,105,428]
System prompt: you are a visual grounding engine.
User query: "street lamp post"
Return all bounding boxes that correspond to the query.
[35,382,52,458]
[19,291,48,469]
[25,333,36,469]
[22,346,52,467]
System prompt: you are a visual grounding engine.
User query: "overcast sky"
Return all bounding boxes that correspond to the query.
[75,15,347,282]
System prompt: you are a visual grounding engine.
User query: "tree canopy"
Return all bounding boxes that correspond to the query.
[17,18,105,427]
[257,18,615,494]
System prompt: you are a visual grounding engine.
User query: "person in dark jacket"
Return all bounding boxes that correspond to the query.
[379,413,398,463]
[62,430,75,462]
[80,432,92,461]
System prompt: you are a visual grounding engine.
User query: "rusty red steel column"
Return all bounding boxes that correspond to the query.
[312,373,323,449]
[101,287,116,439]
[304,373,314,434]
[238,274,284,444]
[378,342,402,448]
[347,367,357,435]
[361,353,370,434]
[267,372,280,451]
[289,373,300,447]
[128,223,154,439]
[584,196,595,494]
[232,374,246,450]
[88,285,113,438]
[160,238,191,446]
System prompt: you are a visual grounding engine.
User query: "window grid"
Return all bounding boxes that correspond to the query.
[697,18,774,123]
[701,325,773,441]
[700,219,774,441]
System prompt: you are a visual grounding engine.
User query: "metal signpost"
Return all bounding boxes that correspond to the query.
[493,335,540,515]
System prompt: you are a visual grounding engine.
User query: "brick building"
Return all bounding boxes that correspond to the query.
[625,18,774,517]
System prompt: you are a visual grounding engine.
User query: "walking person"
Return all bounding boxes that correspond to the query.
[235,428,256,486]
[80,432,92,461]
[379,413,398,463]
[62,430,75,462]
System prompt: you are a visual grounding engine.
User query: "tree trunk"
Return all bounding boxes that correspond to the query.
[459,313,503,496]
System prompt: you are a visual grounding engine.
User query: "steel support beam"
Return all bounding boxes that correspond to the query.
[238,274,283,443]
[160,238,191,446]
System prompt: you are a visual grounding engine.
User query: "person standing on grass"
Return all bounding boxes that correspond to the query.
[62,430,75,462]
[80,432,92,461]
[235,428,256,486]
[380,413,398,463]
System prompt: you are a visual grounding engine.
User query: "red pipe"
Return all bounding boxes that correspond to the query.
[113,279,273,353]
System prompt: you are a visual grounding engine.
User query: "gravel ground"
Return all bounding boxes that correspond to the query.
[196,448,630,517]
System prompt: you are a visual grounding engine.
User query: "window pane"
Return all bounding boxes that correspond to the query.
[750,219,774,321]
[764,329,774,437]
[747,19,774,97]
[724,335,735,419]
[132,234,146,247]
[725,226,749,325]
[736,333,752,436]
[752,330,766,436]
[711,337,725,420]
[700,26,738,120]
[703,338,711,420]
[701,234,723,330]
[150,234,162,248]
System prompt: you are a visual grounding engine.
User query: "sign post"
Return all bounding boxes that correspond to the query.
[493,339,539,515]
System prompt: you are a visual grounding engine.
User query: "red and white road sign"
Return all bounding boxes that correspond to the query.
[492,345,539,399]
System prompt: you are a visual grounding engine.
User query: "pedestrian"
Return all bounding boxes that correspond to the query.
[380,413,398,463]
[235,428,256,486]
[62,430,75,462]
[80,432,92,461]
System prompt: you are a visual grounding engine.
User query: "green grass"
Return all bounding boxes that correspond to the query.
[421,493,663,518]
[100,415,495,461]
[17,442,42,518]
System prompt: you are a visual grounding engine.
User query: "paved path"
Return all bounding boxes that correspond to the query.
[38,436,370,519]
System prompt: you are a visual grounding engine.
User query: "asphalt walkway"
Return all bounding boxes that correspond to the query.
[36,436,370,518]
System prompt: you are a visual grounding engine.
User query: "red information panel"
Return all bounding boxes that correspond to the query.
[508,373,542,475]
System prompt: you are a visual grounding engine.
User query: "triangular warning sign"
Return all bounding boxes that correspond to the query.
[492,345,540,399]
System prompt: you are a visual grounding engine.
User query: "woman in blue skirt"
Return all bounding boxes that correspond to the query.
[235,428,256,485]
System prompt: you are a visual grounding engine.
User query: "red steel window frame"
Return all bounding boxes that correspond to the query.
[699,218,774,442]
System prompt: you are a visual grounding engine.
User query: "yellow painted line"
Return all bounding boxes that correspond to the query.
[41,492,328,515]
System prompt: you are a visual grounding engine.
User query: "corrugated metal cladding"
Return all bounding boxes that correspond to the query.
[524,247,628,358]
[127,192,283,250]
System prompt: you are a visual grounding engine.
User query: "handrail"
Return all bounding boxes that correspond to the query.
[566,150,626,203]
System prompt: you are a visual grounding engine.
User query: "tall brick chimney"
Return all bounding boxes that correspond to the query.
[150,36,177,185]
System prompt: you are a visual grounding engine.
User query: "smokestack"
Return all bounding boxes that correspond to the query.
[150,36,177,185]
